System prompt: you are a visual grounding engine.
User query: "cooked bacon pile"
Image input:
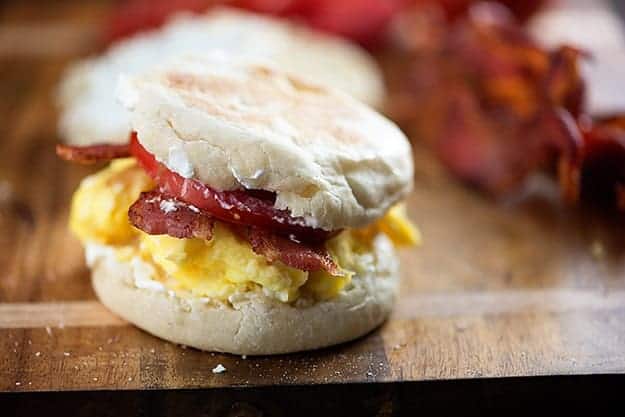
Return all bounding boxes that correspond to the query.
[56,143,131,164]
[389,2,625,210]
[57,138,343,276]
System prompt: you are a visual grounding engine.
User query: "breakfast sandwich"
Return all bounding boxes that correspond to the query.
[58,55,418,355]
[57,7,384,146]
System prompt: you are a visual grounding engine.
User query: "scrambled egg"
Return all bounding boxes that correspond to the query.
[70,159,154,245]
[70,159,419,303]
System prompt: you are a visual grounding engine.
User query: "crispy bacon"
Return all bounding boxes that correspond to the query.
[237,226,343,276]
[390,2,625,212]
[391,3,575,195]
[128,191,215,240]
[128,189,342,275]
[56,143,131,164]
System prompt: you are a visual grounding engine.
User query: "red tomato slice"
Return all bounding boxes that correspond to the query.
[235,0,404,46]
[105,0,212,46]
[129,133,334,242]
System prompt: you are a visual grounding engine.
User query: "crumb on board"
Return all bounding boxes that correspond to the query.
[212,364,227,374]
[45,326,52,336]
[0,180,12,201]
[591,240,605,259]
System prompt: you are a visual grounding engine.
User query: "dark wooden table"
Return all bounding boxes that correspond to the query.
[1,1,624,415]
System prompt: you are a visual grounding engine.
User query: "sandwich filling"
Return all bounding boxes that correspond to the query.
[62,137,419,303]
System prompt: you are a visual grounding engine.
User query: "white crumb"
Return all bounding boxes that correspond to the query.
[0,180,12,202]
[212,364,227,374]
[591,240,605,259]
[63,352,70,357]
[159,199,178,213]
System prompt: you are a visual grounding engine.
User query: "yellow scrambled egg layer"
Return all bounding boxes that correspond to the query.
[70,159,420,302]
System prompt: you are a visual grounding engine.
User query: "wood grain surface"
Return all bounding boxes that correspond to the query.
[1,0,625,393]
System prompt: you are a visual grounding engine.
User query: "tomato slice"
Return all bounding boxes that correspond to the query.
[129,133,334,242]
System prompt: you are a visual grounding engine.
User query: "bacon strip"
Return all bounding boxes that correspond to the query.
[128,191,214,240]
[129,190,342,275]
[238,226,344,276]
[56,143,131,164]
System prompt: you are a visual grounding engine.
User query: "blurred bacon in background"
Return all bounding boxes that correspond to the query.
[388,1,625,211]
[104,0,625,212]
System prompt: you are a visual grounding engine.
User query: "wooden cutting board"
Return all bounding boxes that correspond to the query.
[1,0,625,393]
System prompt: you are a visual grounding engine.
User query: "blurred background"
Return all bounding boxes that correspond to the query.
[3,0,625,399]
